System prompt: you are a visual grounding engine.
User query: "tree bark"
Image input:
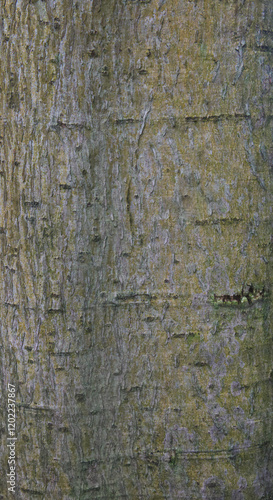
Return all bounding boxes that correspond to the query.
[1,0,273,498]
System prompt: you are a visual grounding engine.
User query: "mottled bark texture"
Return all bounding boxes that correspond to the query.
[0,0,273,498]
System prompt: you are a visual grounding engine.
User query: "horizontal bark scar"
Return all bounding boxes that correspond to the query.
[213,284,267,306]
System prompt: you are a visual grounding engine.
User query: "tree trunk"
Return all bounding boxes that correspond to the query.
[1,0,272,498]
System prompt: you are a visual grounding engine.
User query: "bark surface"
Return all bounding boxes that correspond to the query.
[0,0,273,498]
